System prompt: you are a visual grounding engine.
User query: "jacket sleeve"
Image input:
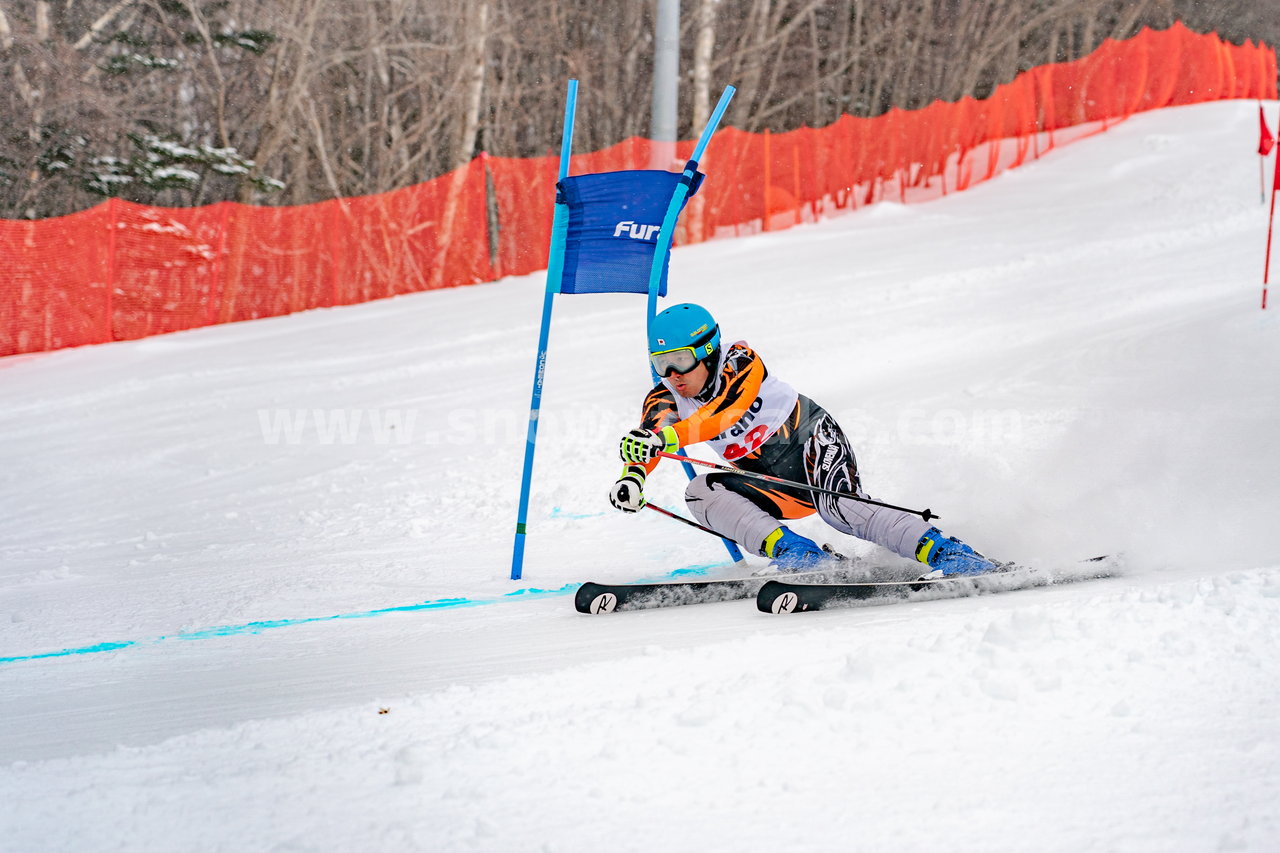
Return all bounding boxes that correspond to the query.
[635,384,680,475]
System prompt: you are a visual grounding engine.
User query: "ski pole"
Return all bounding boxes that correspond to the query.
[644,502,747,554]
[647,502,861,569]
[656,451,938,523]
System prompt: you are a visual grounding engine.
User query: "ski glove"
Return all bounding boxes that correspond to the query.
[618,426,678,464]
[609,466,647,513]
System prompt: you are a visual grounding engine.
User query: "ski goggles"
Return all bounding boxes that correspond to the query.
[649,341,716,377]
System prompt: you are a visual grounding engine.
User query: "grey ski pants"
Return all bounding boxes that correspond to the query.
[684,405,932,559]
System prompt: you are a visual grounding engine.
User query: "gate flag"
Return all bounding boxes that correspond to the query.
[1263,104,1280,309]
[556,170,704,296]
[1259,103,1275,205]
[510,80,739,580]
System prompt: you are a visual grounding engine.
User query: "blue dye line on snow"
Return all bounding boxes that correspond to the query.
[548,506,606,520]
[639,561,728,583]
[0,582,579,666]
[665,564,716,579]
[1,560,741,667]
[0,640,138,664]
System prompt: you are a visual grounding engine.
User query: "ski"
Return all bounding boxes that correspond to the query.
[575,565,851,614]
[576,577,756,613]
[757,556,1116,614]
[757,575,954,613]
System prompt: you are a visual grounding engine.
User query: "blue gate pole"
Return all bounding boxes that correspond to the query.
[511,79,578,581]
[644,86,736,324]
[645,86,745,564]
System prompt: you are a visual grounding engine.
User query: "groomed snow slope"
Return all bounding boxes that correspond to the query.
[2,100,1279,852]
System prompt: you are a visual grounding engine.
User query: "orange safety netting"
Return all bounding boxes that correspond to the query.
[2,22,1275,356]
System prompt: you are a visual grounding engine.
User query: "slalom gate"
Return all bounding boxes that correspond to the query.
[2,22,1274,357]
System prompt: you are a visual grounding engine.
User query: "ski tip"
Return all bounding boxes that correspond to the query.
[574,582,618,614]
[756,580,801,614]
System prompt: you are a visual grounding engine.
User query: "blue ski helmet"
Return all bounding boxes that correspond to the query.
[649,303,721,376]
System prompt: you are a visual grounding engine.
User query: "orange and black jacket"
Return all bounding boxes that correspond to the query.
[637,344,824,520]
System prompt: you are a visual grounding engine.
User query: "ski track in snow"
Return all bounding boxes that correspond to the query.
[2,101,1279,852]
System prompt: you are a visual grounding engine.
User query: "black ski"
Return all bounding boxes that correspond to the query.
[575,565,849,614]
[757,556,1115,614]
[757,576,949,613]
[575,577,759,613]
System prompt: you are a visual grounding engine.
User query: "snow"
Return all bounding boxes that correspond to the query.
[2,101,1279,852]
[148,166,201,184]
[143,137,202,160]
[125,54,180,70]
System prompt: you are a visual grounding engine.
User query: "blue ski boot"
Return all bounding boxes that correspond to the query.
[914,528,997,580]
[763,526,827,572]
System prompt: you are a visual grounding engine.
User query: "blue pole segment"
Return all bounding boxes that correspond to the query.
[557,79,579,180]
[645,85,735,324]
[511,79,578,581]
[645,85,745,564]
[691,86,736,163]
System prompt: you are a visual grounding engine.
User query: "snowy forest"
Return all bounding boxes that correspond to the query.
[2,0,1278,218]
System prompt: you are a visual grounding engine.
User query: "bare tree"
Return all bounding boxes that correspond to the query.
[3,0,1279,218]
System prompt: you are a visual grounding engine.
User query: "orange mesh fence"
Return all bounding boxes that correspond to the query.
[3,22,1275,356]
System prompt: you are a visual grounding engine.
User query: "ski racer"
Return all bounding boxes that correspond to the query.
[609,302,997,577]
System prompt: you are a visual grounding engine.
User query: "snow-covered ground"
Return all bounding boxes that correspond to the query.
[2,100,1279,852]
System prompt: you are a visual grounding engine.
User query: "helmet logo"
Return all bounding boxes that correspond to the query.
[656,338,665,346]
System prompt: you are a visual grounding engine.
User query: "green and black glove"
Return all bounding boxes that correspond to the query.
[618,426,678,464]
[609,465,647,513]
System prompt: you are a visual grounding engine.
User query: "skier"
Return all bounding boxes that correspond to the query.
[609,302,997,577]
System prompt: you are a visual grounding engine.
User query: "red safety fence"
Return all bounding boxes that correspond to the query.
[2,22,1275,356]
